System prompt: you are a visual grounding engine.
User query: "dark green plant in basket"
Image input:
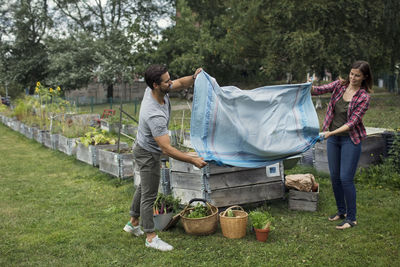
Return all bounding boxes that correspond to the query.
[185,203,210,218]
[153,193,181,215]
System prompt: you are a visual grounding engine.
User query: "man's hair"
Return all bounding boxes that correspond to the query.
[144,65,168,89]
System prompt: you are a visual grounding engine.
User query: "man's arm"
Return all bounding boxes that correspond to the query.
[170,68,202,92]
[154,134,207,168]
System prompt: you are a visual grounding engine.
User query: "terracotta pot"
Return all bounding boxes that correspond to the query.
[254,227,270,242]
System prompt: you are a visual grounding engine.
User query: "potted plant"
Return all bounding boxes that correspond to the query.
[248,210,274,242]
[153,193,181,231]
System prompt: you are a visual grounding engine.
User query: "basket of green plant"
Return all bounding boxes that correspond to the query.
[153,193,181,231]
[180,198,218,235]
[219,205,248,239]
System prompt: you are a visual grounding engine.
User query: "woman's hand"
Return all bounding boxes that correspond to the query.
[321,131,332,139]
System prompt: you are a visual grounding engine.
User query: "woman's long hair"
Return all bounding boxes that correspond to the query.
[342,60,373,93]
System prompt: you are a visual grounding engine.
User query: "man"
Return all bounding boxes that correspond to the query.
[123,65,207,251]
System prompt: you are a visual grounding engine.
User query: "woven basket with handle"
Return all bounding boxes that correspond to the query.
[219,205,248,239]
[180,198,218,236]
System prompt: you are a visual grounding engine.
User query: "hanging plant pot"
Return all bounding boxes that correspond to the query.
[254,227,270,242]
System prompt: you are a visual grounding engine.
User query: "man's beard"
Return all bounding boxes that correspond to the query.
[161,87,170,95]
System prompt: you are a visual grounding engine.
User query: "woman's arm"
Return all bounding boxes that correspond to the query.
[346,93,370,129]
[311,80,340,96]
[322,124,350,139]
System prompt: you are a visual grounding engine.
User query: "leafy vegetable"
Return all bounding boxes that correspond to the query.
[185,203,210,218]
[153,193,181,215]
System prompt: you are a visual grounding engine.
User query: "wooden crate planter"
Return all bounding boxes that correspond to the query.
[100,121,121,134]
[314,132,386,173]
[57,135,78,156]
[11,120,21,132]
[23,125,33,139]
[288,187,319,212]
[32,128,47,144]
[76,142,128,166]
[5,117,14,128]
[122,124,137,136]
[43,132,52,149]
[98,148,134,179]
[43,133,59,150]
[18,123,26,135]
[169,159,285,207]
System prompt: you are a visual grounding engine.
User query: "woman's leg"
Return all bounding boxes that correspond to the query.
[327,136,346,216]
[339,137,362,222]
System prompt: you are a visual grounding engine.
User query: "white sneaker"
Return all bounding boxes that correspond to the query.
[123,221,144,236]
[145,235,173,251]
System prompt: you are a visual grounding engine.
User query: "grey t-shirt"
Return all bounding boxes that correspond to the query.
[136,87,171,153]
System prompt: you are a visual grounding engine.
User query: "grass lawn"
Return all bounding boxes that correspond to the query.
[1,123,399,266]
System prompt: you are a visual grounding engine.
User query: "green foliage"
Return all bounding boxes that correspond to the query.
[184,203,210,218]
[356,132,400,189]
[79,127,116,147]
[153,193,181,215]
[226,209,235,217]
[248,210,274,230]
[61,122,91,138]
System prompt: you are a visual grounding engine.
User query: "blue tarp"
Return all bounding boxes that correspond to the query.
[190,71,321,168]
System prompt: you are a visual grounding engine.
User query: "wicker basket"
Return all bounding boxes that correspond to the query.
[219,205,248,239]
[180,198,218,236]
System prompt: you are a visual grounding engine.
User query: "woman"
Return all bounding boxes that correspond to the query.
[311,60,372,230]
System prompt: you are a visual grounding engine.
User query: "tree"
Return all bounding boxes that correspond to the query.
[0,0,52,95]
[52,0,174,92]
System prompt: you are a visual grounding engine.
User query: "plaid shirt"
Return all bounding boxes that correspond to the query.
[312,80,370,144]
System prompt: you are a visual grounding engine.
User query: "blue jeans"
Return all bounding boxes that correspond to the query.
[327,136,361,222]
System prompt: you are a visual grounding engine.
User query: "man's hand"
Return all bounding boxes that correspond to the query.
[193,68,203,79]
[190,156,207,169]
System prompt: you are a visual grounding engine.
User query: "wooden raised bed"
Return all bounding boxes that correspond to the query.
[43,132,59,150]
[57,135,78,156]
[98,148,135,179]
[76,142,128,166]
[314,131,386,173]
[169,159,285,207]
[32,128,47,144]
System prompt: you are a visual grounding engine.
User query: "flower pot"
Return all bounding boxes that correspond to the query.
[254,227,270,242]
[153,213,174,231]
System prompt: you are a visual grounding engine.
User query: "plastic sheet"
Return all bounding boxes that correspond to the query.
[190,71,321,168]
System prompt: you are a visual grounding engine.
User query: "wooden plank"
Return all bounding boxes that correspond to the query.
[209,182,284,207]
[172,188,203,204]
[58,135,78,156]
[170,168,281,191]
[288,199,317,212]
[76,143,93,165]
[169,158,253,174]
[208,169,280,190]
[289,189,319,202]
[170,172,202,189]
